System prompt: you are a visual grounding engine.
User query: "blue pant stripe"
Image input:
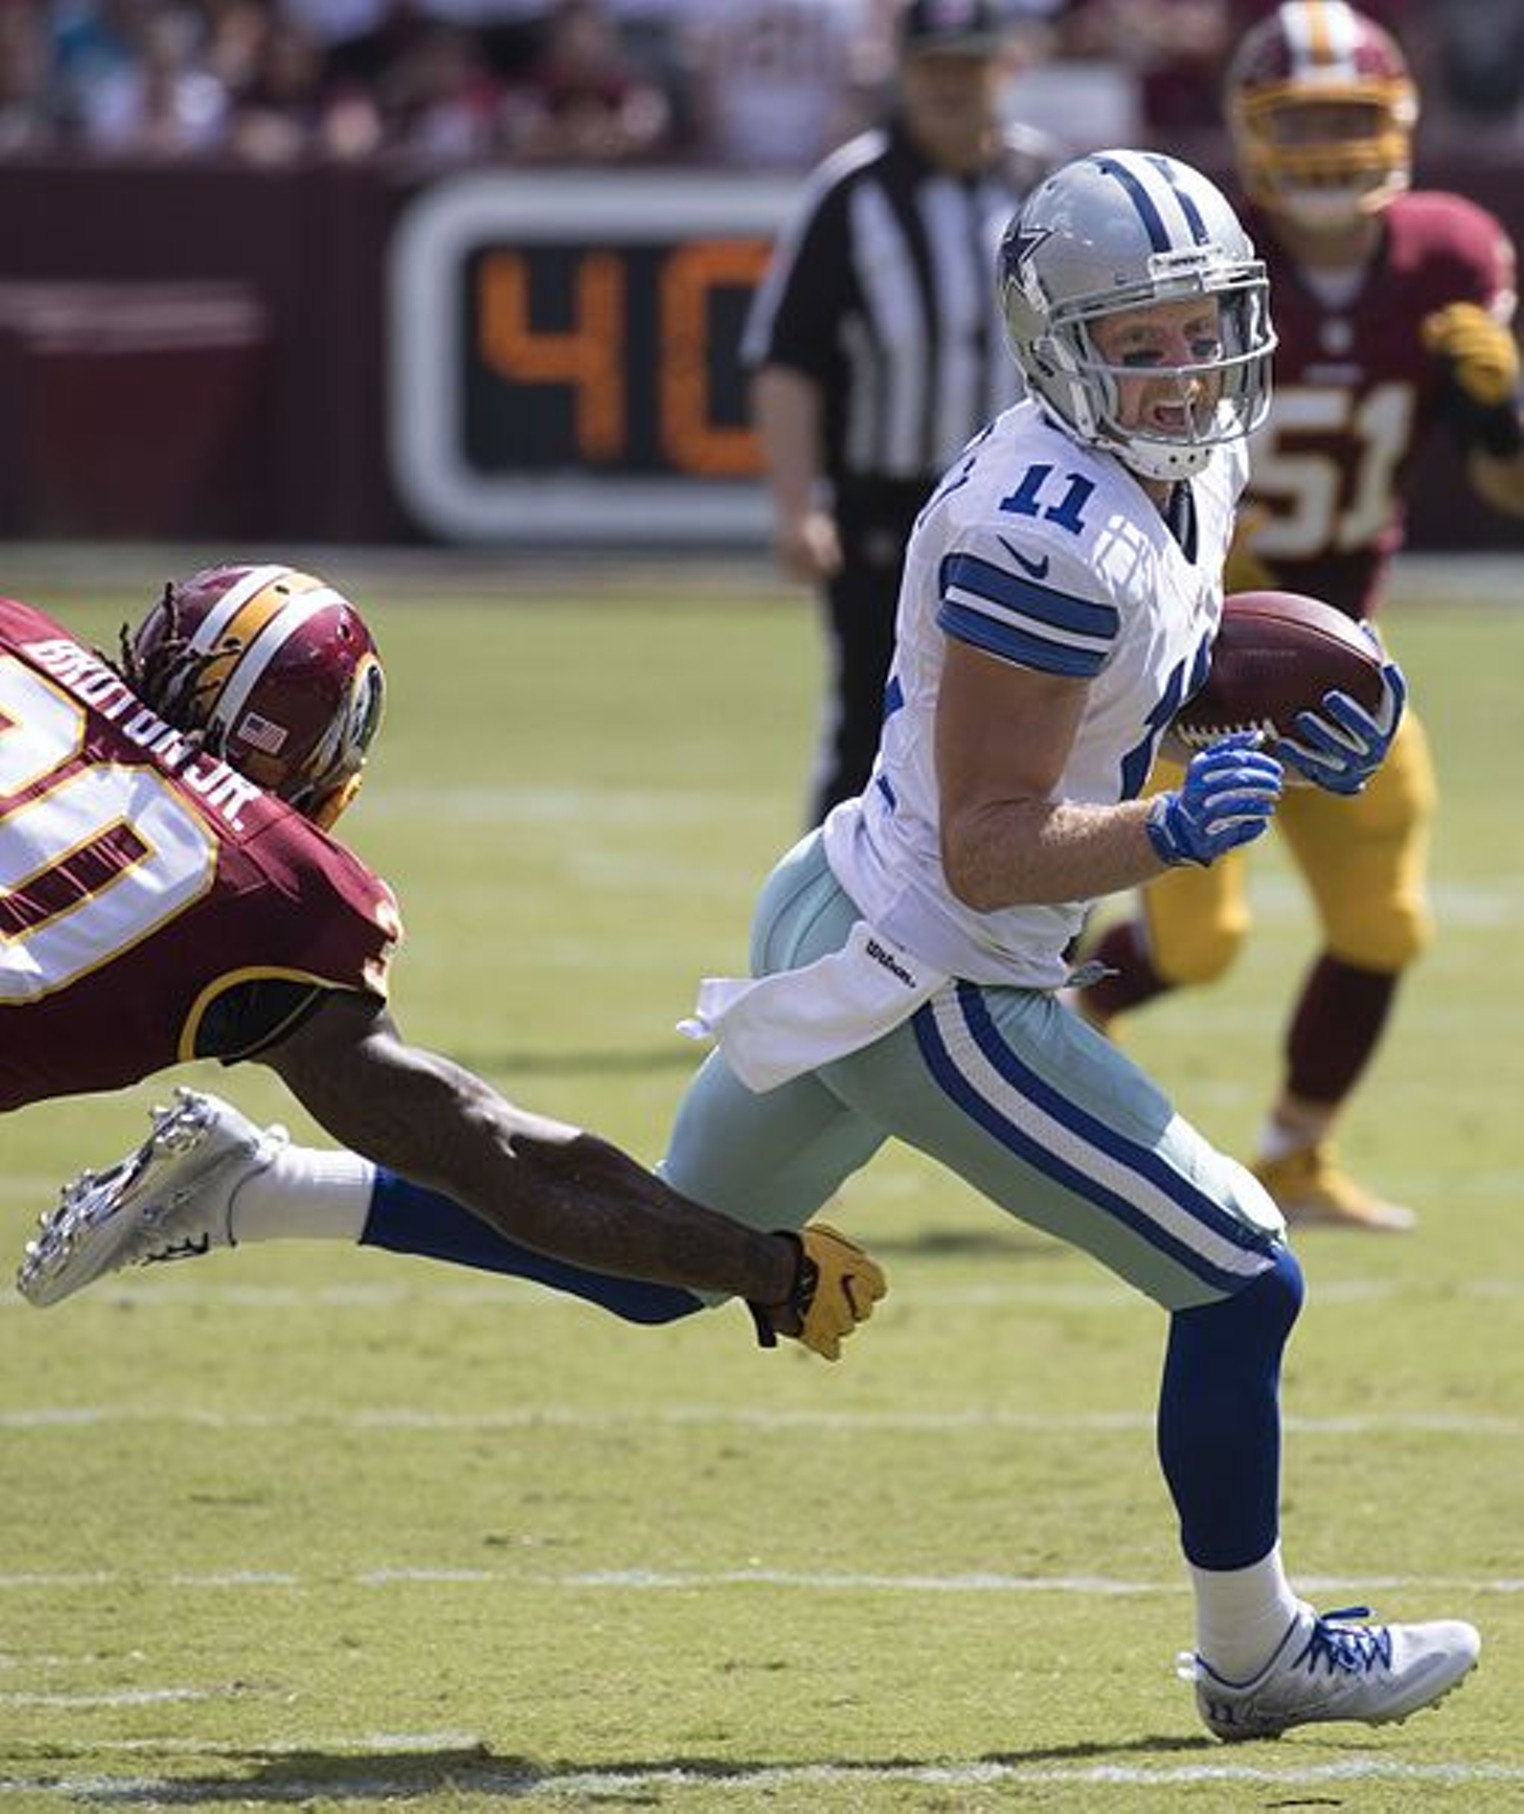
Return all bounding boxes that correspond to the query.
[957,983,1273,1255]
[913,990,1270,1295]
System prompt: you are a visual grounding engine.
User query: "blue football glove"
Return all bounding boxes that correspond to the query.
[1146,731,1284,868]
[1277,653,1406,796]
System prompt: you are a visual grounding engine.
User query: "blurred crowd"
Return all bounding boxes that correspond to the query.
[1,0,1519,168]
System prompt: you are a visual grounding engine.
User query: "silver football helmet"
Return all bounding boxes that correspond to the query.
[999,150,1276,481]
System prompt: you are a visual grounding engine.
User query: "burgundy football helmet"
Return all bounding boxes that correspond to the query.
[127,564,386,828]
[1226,2,1418,226]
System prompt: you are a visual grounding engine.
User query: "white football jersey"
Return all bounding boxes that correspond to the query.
[823,398,1249,989]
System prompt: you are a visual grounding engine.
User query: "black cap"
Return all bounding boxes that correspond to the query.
[899,0,1009,56]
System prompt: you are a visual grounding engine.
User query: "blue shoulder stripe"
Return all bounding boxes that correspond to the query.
[941,551,1118,639]
[938,600,1106,677]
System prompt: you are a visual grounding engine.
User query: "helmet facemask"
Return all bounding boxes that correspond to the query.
[1233,87,1416,226]
[1031,259,1276,481]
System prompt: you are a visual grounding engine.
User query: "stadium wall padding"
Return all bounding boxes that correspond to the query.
[0,153,1518,551]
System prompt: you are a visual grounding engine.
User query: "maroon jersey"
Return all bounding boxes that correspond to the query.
[1241,190,1517,617]
[0,596,399,1110]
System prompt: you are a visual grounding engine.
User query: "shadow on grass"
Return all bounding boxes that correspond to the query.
[54,1735,1218,1803]
[866,1226,1073,1259]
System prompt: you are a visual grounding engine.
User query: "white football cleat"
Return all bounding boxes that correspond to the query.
[15,1089,287,1308]
[1183,1603,1481,1742]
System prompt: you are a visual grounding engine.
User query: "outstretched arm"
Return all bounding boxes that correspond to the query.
[260,990,883,1355]
[262,990,790,1298]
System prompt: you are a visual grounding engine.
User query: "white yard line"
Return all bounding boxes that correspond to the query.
[0,1688,213,1708]
[0,1402,1518,1437]
[0,1566,1519,1595]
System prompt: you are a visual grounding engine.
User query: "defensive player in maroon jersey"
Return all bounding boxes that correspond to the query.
[5,564,884,1357]
[1073,2,1524,1230]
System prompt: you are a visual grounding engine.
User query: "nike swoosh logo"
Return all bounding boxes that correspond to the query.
[998,537,1050,580]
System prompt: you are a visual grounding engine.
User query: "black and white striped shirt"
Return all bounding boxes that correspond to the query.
[743,118,1056,486]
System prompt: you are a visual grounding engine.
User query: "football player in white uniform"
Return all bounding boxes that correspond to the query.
[657,148,1474,1742]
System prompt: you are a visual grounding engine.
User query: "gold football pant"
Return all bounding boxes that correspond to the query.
[1142,710,1437,985]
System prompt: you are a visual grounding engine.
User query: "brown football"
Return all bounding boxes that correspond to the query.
[1174,590,1386,753]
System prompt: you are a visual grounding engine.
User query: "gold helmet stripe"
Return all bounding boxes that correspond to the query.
[209,583,350,738]
[187,564,298,655]
[1287,2,1361,81]
[184,566,309,721]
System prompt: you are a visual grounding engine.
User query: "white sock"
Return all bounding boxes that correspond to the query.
[1189,1544,1305,1681]
[227,1143,376,1245]
[1256,1107,1334,1165]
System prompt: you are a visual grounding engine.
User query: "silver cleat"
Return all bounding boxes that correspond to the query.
[1184,1604,1481,1742]
[16,1088,287,1308]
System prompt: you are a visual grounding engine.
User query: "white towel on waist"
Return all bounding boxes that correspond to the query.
[678,920,949,1092]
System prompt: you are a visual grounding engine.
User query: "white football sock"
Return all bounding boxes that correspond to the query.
[1256,1102,1336,1164]
[1189,1543,1305,1680]
[227,1143,375,1245]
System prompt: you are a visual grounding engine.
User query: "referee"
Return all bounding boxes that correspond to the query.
[743,0,1058,825]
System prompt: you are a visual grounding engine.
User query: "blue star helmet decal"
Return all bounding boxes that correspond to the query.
[1009,223,1054,278]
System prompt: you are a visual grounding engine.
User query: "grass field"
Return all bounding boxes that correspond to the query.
[2,554,1521,1811]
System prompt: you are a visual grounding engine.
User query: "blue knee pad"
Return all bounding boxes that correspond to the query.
[361,1169,704,1326]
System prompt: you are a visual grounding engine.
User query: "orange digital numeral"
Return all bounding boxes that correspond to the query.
[659,240,769,477]
[477,249,626,462]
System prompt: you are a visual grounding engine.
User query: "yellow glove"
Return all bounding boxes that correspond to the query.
[1421,300,1521,408]
[749,1223,887,1361]
[796,1222,887,1360]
